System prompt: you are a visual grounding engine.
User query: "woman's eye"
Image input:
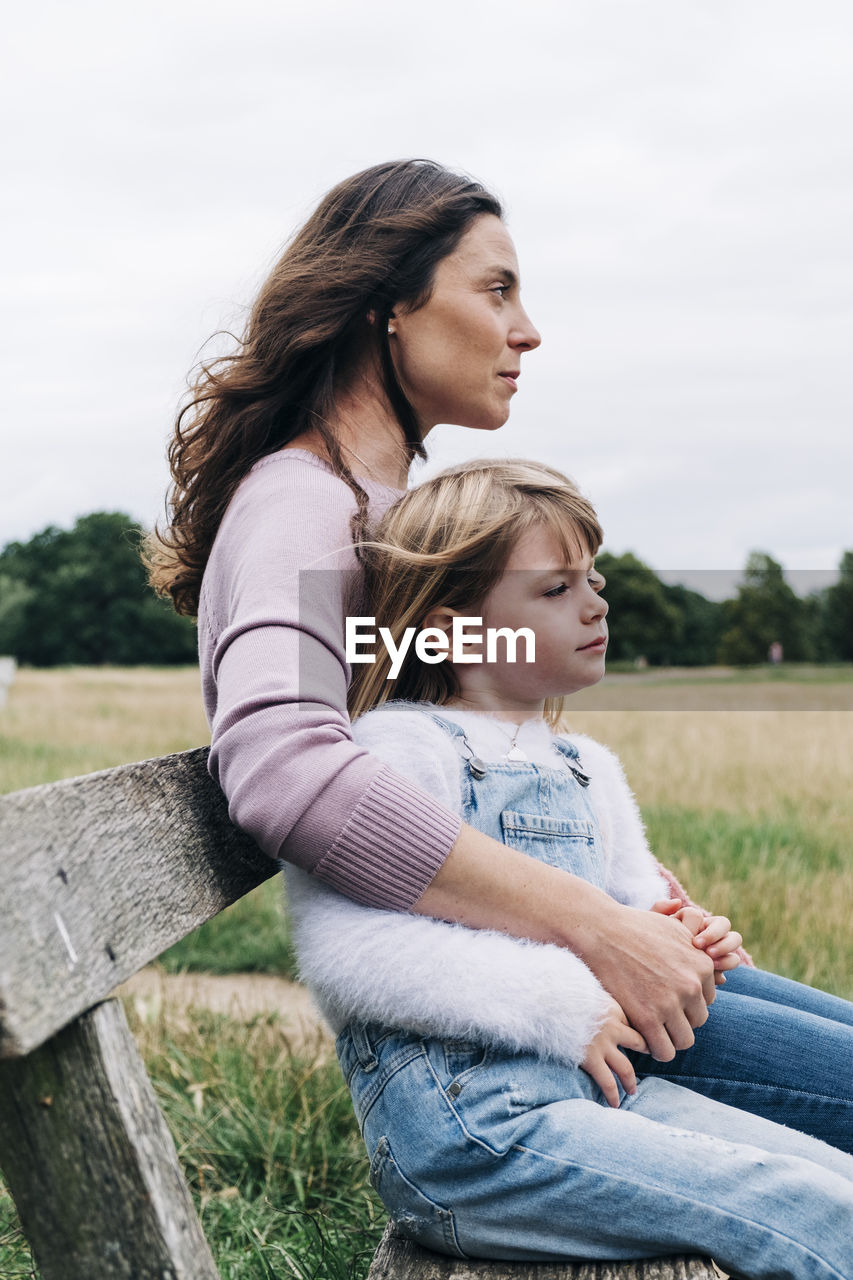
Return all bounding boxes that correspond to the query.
[491,284,509,298]
[544,583,568,598]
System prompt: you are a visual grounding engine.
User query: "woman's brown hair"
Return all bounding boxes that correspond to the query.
[348,458,603,728]
[146,160,503,616]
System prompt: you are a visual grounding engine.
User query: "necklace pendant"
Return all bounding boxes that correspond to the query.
[505,745,528,761]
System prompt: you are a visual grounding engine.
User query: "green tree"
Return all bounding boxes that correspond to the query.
[717,551,811,665]
[660,583,725,666]
[595,551,683,664]
[820,550,853,661]
[0,513,197,666]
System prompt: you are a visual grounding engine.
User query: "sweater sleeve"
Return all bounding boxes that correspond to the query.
[198,455,461,909]
[286,865,611,1065]
[350,704,464,814]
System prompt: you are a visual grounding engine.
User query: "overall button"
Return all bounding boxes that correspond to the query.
[447,1080,463,1098]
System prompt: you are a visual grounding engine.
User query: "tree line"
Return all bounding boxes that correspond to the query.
[0,512,850,667]
[596,549,853,666]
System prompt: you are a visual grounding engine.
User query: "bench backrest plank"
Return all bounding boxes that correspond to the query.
[0,747,274,1059]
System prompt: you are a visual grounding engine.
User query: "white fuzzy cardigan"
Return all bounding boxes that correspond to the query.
[285,704,669,1067]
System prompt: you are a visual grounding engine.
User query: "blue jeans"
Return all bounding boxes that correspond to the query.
[338,1021,853,1278]
[631,967,853,1154]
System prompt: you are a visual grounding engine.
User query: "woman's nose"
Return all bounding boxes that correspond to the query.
[511,306,541,352]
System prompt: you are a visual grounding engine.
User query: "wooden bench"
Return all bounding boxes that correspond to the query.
[0,748,721,1280]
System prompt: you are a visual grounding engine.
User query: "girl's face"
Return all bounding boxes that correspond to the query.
[389,215,541,434]
[446,523,608,721]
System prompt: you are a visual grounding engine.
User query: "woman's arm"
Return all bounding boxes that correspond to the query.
[287,866,612,1066]
[417,829,715,1061]
[200,454,461,908]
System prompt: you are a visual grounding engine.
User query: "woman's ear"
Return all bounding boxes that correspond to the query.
[366,308,397,334]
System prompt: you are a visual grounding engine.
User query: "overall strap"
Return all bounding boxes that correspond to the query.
[420,710,489,780]
[552,736,591,787]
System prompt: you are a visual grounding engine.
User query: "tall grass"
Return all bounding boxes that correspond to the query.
[0,666,210,792]
[0,1010,385,1279]
[131,1008,385,1279]
[564,705,853,997]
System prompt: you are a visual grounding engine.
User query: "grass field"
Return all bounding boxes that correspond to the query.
[1,664,852,1276]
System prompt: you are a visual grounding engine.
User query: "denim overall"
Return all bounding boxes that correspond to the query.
[335,713,853,1276]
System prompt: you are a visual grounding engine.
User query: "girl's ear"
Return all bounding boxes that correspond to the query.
[421,605,457,636]
[421,606,482,660]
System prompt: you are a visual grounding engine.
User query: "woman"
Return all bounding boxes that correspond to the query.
[147,160,848,1132]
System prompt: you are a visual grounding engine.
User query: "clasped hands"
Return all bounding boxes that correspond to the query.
[581,899,743,1108]
[650,896,744,986]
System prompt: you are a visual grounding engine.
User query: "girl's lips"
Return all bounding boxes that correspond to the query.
[578,636,607,651]
[499,373,519,391]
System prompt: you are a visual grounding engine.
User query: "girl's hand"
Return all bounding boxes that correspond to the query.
[693,914,743,974]
[581,999,649,1108]
[651,899,742,984]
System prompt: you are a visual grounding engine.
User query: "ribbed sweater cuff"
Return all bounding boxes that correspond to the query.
[312,766,462,910]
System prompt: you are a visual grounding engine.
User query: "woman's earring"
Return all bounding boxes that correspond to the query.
[387,324,395,336]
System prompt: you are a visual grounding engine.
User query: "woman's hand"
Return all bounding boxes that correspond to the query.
[418,830,717,1062]
[652,899,743,984]
[581,999,649,1108]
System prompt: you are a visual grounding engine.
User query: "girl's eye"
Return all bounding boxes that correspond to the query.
[544,583,568,598]
[491,284,509,298]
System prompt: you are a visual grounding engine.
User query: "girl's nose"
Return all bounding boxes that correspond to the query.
[585,590,608,621]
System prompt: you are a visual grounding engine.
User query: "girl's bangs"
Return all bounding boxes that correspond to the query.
[530,496,602,568]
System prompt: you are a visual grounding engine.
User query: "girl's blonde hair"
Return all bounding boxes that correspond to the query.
[348,458,603,727]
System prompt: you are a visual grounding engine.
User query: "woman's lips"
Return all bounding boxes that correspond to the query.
[499,372,519,391]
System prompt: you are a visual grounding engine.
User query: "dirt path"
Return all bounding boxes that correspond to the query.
[117,968,331,1051]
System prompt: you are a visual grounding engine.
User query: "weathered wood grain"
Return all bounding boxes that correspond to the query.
[367,1221,722,1279]
[0,998,220,1279]
[0,747,274,1058]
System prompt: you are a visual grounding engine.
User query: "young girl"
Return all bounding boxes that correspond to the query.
[285,459,853,1278]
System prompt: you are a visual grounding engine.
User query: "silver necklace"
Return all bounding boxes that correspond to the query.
[494,722,529,761]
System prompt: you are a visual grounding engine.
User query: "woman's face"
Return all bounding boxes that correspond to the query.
[389,215,541,434]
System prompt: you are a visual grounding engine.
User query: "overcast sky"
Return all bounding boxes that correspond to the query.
[2,0,851,581]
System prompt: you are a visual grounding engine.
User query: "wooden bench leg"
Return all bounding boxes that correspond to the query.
[368,1218,724,1279]
[0,998,220,1280]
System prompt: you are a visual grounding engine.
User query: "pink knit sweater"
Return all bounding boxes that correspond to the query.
[198,449,462,908]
